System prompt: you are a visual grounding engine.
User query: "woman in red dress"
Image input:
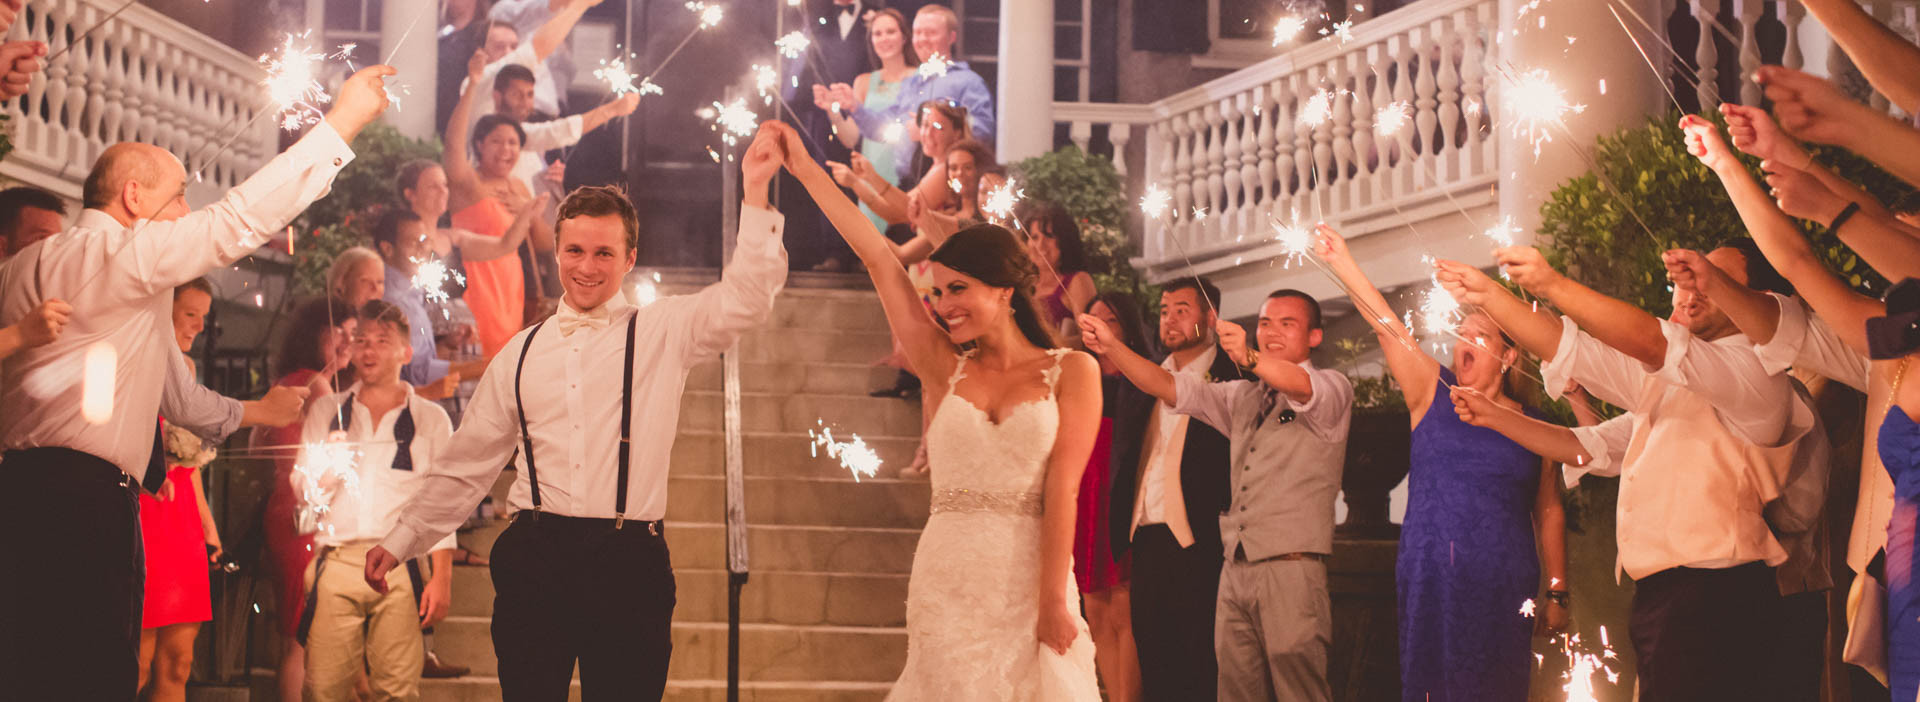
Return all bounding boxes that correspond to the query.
[136,280,226,701]
[254,296,356,702]
[1078,292,1149,702]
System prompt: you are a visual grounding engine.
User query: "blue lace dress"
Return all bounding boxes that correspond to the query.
[1880,406,1920,702]
[1397,368,1544,702]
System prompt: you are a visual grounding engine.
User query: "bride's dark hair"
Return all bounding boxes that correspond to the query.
[928,223,1060,350]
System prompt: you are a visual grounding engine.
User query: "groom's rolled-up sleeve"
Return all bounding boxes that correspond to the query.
[656,205,789,362]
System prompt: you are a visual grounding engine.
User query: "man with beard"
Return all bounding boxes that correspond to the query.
[1080,277,1242,700]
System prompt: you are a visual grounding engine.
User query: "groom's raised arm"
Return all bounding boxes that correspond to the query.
[659,135,790,363]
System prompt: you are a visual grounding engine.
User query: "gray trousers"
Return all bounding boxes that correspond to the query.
[1215,557,1332,702]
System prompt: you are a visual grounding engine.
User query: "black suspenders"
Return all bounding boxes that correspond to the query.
[512,313,640,527]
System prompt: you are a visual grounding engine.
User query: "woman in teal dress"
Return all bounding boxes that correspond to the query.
[820,7,918,235]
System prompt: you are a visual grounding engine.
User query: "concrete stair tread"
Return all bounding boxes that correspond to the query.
[432,615,907,680]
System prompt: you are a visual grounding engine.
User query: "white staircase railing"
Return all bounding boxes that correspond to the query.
[1677,0,1919,113]
[3,0,274,202]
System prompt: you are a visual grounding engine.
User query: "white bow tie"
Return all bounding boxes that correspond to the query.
[554,305,611,337]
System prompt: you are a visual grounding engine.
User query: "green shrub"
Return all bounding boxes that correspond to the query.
[1013,145,1159,320]
[291,123,442,295]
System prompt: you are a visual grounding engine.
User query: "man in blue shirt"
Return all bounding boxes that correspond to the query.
[846,4,994,182]
[372,209,492,402]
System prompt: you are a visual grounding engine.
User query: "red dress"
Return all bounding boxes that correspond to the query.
[138,424,212,629]
[1073,413,1126,593]
[261,369,319,637]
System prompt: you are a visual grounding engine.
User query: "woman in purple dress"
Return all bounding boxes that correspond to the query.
[1315,226,1567,701]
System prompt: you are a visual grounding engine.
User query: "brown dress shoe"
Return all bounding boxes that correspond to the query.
[422,650,470,679]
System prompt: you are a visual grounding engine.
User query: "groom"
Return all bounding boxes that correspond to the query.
[366,124,791,699]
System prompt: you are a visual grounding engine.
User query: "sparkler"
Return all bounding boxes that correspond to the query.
[45,0,142,64]
[688,1,725,29]
[293,438,362,537]
[1270,215,1314,267]
[1299,89,1337,127]
[881,121,908,144]
[262,32,334,133]
[752,64,780,102]
[1519,598,1536,617]
[810,421,882,482]
[709,98,758,148]
[411,257,466,307]
[1320,19,1355,44]
[776,31,813,60]
[1272,15,1309,45]
[918,53,954,79]
[981,178,1025,222]
[81,342,116,425]
[1373,100,1411,138]
[595,49,663,97]
[1407,279,1464,338]
[1500,68,1585,159]
[948,177,964,195]
[630,271,663,307]
[1482,215,1522,248]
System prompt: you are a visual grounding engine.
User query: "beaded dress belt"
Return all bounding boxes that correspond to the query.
[930,488,1044,517]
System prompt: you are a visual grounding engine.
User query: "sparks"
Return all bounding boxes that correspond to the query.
[881,121,907,143]
[1271,214,1313,266]
[1300,89,1337,127]
[948,177,964,194]
[260,32,333,132]
[918,52,953,79]
[629,271,662,307]
[594,51,647,96]
[1519,599,1536,617]
[1408,281,1464,337]
[1272,15,1308,45]
[776,31,812,59]
[687,1,725,29]
[410,257,466,305]
[1139,185,1172,221]
[1373,100,1411,137]
[1501,68,1586,158]
[293,439,362,537]
[710,98,757,145]
[1192,206,1208,221]
[1320,19,1355,43]
[1483,215,1522,247]
[809,420,883,482]
[752,63,779,98]
[981,178,1024,222]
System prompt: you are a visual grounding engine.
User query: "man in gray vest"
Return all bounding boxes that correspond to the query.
[1082,288,1351,702]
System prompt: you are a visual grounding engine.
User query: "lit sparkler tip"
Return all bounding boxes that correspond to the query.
[1139,185,1171,220]
[1483,215,1522,247]
[981,178,1024,221]
[1519,599,1536,617]
[881,122,907,144]
[709,99,757,143]
[687,1,725,28]
[1415,282,1464,336]
[752,64,779,95]
[410,257,465,305]
[1373,100,1411,137]
[261,32,334,132]
[1501,68,1586,157]
[809,421,883,481]
[918,52,954,79]
[776,31,812,59]
[1272,15,1308,45]
[1320,19,1356,43]
[1300,90,1337,127]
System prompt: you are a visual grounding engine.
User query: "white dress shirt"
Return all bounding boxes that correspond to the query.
[461,43,561,137]
[836,1,863,39]
[380,206,788,561]
[298,384,458,553]
[0,123,355,479]
[1753,292,1890,575]
[514,116,584,199]
[1545,317,1820,581]
[1134,345,1216,531]
[162,346,244,444]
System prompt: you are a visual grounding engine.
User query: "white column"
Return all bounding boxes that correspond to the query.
[996,0,1054,162]
[380,0,437,141]
[1497,0,1664,240]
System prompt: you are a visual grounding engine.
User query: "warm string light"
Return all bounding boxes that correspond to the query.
[810,421,882,482]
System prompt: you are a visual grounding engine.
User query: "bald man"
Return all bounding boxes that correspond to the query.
[0,65,396,701]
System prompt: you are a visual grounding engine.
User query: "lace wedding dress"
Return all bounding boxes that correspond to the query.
[887,348,1102,701]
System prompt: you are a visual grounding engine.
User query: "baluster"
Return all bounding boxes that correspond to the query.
[1348,51,1375,189]
[1414,29,1439,188]
[1069,120,1092,153]
[1693,0,1722,109]
[1202,106,1224,246]
[1734,0,1762,104]
[26,2,60,160]
[169,49,192,157]
[1369,42,1397,198]
[1110,124,1132,178]
[1780,1,1806,71]
[1394,35,1419,200]
[1220,98,1242,237]
[1461,4,1489,175]
[1237,91,1259,230]
[1437,13,1463,180]
[1274,78,1299,220]
[58,4,88,164]
[1150,120,1176,262]
[1173,112,1196,249]
[1311,72,1335,222]
[1290,74,1313,221]
[1255,82,1279,216]
[87,20,113,155]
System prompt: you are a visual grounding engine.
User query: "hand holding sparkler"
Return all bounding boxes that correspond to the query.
[1761,162,1852,223]
[1661,249,1737,306]
[1431,259,1502,307]
[742,123,789,192]
[1755,66,1879,150]
[13,299,72,348]
[0,40,45,101]
[1076,314,1116,356]
[1720,103,1811,171]
[323,65,397,143]
[1679,114,1740,174]
[1310,223,1355,270]
[246,384,311,429]
[1492,246,1565,298]
[1216,320,1255,369]
[1448,385,1505,428]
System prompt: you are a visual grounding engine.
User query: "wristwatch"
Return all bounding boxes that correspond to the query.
[1241,347,1260,370]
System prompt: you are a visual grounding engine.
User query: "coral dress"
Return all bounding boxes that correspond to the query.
[138,421,214,629]
[454,197,524,356]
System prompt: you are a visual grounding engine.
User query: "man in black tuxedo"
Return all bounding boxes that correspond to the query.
[780,0,874,271]
[1106,277,1241,701]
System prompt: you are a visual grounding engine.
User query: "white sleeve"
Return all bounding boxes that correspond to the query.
[1286,368,1353,444]
[647,206,789,363]
[1564,413,1636,486]
[1753,292,1871,391]
[381,333,527,561]
[1648,319,1807,448]
[412,400,464,555]
[522,115,585,152]
[1538,316,1651,411]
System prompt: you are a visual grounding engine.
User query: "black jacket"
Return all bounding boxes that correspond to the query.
[1108,346,1246,557]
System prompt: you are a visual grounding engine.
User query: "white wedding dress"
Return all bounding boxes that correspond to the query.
[886,349,1102,701]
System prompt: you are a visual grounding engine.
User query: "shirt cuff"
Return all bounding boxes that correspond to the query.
[1171,372,1207,416]
[379,522,434,563]
[429,532,460,556]
[1564,425,1616,488]
[288,119,356,170]
[1752,292,1806,376]
[1538,316,1580,400]
[737,204,787,257]
[1646,318,1695,381]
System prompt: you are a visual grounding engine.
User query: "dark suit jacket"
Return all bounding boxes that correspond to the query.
[1109,346,1246,557]
[786,1,873,163]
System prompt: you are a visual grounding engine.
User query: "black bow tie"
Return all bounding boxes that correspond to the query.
[838,3,857,16]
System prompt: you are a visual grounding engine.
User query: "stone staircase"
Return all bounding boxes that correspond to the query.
[261,283,928,701]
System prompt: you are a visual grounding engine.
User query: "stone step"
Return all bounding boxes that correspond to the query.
[664,475,931,528]
[670,432,922,478]
[460,521,922,576]
[679,391,925,437]
[432,617,906,682]
[247,668,891,702]
[728,328,898,364]
[685,360,905,396]
[766,288,889,332]
[451,566,912,627]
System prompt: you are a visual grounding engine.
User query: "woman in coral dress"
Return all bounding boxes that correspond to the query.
[446,49,555,355]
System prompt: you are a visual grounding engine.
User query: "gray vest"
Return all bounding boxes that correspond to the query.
[1217,386,1348,561]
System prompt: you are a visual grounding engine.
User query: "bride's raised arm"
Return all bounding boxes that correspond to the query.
[770,122,957,383]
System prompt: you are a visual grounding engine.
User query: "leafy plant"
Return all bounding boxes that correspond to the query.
[1013,146,1159,319]
[291,123,442,295]
[1329,337,1405,411]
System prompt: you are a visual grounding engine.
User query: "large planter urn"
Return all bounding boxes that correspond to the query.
[1337,408,1411,539]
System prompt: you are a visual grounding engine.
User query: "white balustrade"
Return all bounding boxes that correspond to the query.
[1130,0,1500,272]
[3,0,272,203]
[1681,0,1920,112]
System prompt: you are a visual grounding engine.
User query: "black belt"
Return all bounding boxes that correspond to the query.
[511,509,663,536]
[1233,543,1326,564]
[2,447,137,492]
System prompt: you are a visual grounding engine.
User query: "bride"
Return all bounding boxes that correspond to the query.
[771,122,1103,699]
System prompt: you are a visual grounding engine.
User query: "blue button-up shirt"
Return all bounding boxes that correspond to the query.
[850,60,995,182]
[384,264,452,387]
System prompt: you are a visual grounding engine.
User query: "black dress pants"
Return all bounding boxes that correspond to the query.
[0,448,144,701]
[1631,562,1813,702]
[1128,524,1223,702]
[490,512,676,701]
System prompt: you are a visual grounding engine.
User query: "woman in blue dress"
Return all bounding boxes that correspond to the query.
[1315,226,1568,701]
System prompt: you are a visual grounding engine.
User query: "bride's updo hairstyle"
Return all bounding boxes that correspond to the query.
[929,223,1060,350]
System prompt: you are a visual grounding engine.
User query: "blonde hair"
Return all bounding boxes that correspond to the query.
[916,5,961,38]
[328,246,382,299]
